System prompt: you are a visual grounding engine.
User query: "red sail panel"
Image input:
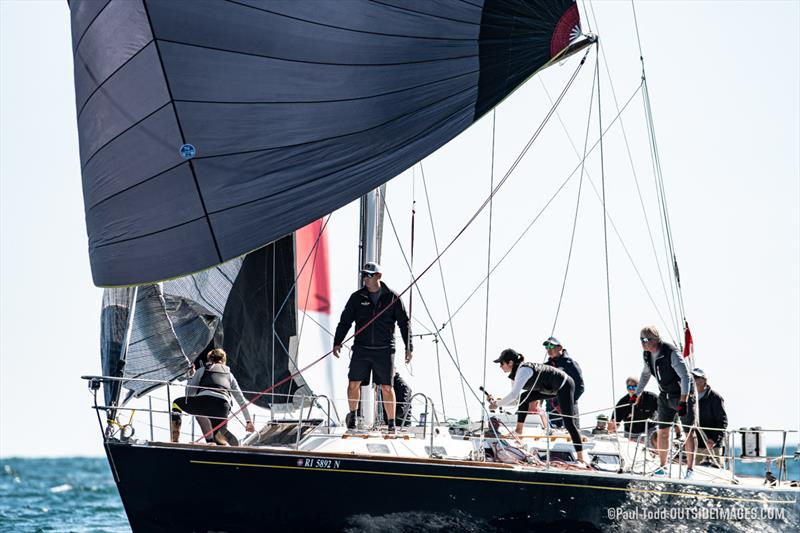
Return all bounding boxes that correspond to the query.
[295,219,331,314]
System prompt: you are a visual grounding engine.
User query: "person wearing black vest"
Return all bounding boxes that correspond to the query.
[634,326,697,478]
[489,348,586,464]
[333,262,412,432]
[171,348,255,445]
[542,336,584,428]
[692,368,728,465]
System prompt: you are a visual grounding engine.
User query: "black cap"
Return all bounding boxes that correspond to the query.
[493,348,520,364]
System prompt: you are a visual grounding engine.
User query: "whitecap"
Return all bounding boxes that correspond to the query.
[49,483,73,493]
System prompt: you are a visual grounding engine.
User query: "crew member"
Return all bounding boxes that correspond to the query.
[634,326,697,478]
[333,262,412,432]
[693,368,728,465]
[542,337,584,428]
[171,348,255,445]
[609,376,658,440]
[489,348,586,464]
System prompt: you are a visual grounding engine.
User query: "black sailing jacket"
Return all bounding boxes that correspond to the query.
[698,385,728,447]
[333,282,412,352]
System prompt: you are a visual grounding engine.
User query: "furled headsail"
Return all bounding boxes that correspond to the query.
[70,0,585,286]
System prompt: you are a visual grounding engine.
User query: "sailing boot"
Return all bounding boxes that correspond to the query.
[213,430,230,446]
[345,410,357,430]
[220,427,239,446]
[387,419,397,434]
[170,416,182,443]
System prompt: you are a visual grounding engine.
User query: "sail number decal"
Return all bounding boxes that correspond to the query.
[297,458,341,470]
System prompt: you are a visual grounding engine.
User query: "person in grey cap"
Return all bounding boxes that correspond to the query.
[542,336,584,429]
[333,262,412,432]
[693,368,728,465]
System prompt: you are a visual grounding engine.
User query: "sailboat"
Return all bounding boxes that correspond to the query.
[69,1,798,531]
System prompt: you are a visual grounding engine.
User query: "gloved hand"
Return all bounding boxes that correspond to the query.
[677,401,688,416]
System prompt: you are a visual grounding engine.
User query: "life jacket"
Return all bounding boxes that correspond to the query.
[199,363,232,394]
[517,362,566,396]
[643,342,681,395]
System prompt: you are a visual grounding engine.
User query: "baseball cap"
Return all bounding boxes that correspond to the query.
[493,348,520,364]
[542,336,562,347]
[360,262,382,275]
[691,368,706,379]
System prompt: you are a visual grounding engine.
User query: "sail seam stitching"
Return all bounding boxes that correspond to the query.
[81,101,171,171]
[366,0,479,26]
[141,0,223,263]
[224,0,474,41]
[192,84,477,161]
[76,38,155,120]
[157,38,478,67]
[172,69,479,106]
[72,0,113,53]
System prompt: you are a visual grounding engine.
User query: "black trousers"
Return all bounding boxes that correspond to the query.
[172,395,230,441]
[518,377,582,452]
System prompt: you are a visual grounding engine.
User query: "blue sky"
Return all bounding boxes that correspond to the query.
[1,1,798,457]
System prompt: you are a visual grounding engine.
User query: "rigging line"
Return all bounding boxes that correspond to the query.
[480,108,496,442]
[442,83,643,330]
[379,187,446,345]
[433,334,447,421]
[299,309,335,338]
[379,186,457,419]
[642,82,682,341]
[267,215,334,380]
[585,2,680,336]
[296,218,325,342]
[195,50,591,442]
[580,0,594,34]
[551,54,598,336]
[538,85,676,345]
[419,163,471,421]
[408,166,416,365]
[596,45,617,407]
[631,0,686,338]
[643,85,686,321]
[271,238,276,408]
[630,0,646,73]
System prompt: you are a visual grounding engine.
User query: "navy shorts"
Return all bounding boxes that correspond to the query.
[656,391,695,429]
[348,348,394,386]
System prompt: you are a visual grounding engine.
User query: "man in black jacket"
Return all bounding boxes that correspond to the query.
[543,337,584,429]
[692,368,728,465]
[609,376,658,440]
[333,262,412,431]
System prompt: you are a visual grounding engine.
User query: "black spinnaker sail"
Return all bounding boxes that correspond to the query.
[70,0,584,287]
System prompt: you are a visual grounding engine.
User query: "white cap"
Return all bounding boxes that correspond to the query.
[360,262,381,275]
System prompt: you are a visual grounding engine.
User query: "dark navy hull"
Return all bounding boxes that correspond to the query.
[105,441,798,532]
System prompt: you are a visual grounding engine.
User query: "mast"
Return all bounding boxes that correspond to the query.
[358,185,386,427]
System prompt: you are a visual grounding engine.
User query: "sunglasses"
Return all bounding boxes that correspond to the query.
[640,337,652,343]
[626,385,637,390]
[544,343,558,349]
[362,272,375,278]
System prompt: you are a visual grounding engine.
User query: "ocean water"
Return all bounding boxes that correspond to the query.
[1,449,797,532]
[0,457,129,533]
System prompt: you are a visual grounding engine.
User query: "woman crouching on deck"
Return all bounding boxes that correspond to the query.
[489,348,586,464]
